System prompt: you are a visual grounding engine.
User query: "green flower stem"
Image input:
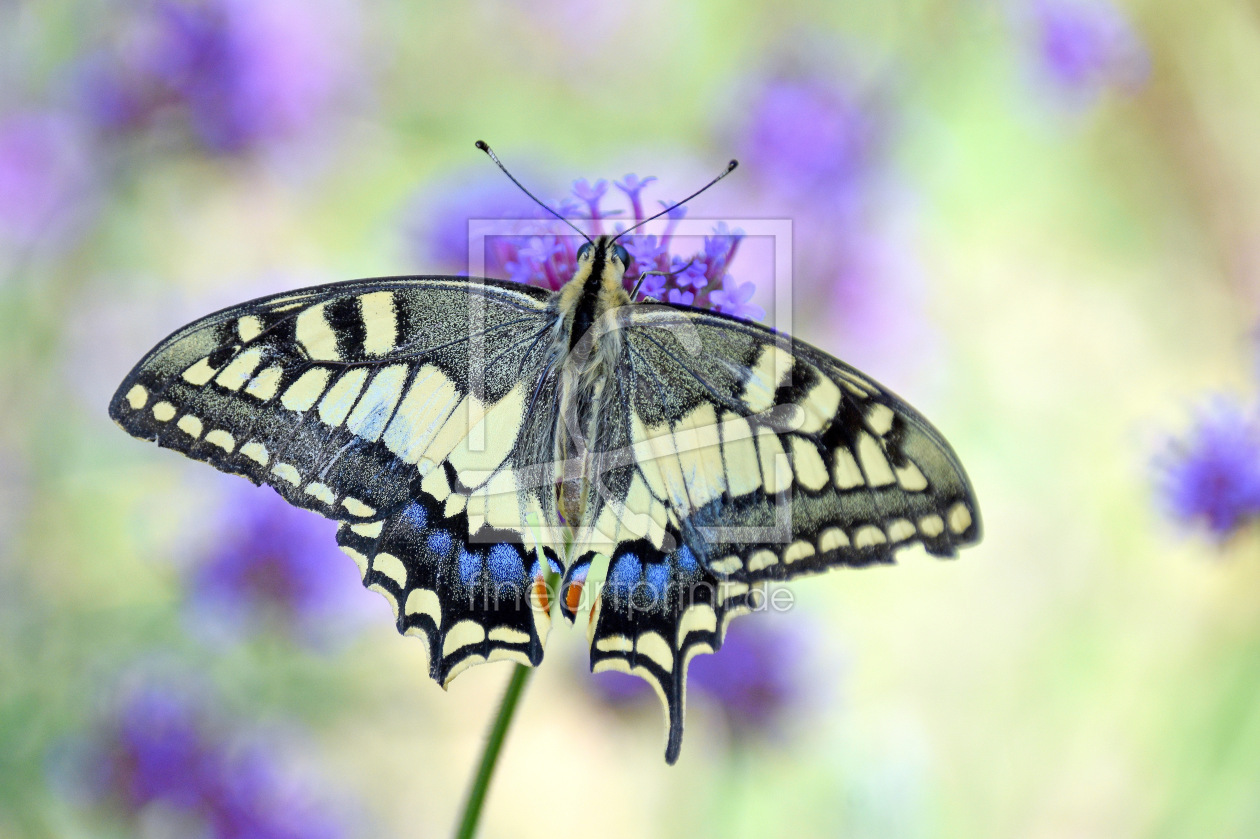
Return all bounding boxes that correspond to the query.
[453,662,532,839]
[453,525,558,839]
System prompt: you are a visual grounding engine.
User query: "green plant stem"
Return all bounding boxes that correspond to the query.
[453,663,532,839]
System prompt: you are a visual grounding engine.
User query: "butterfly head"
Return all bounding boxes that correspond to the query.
[574,236,632,286]
[561,236,634,351]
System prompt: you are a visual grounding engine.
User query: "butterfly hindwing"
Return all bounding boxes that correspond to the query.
[562,541,762,764]
[568,304,981,762]
[109,276,568,679]
[335,496,563,685]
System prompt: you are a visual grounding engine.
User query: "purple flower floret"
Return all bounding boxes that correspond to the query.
[614,174,658,221]
[623,235,668,276]
[668,258,704,291]
[709,275,766,322]
[1156,399,1260,538]
[636,272,667,300]
[571,178,609,207]
[412,172,763,320]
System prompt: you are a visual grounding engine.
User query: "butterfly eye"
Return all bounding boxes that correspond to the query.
[577,242,593,261]
[613,244,630,267]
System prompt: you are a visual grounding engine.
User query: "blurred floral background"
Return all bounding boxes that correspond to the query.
[5,0,1260,836]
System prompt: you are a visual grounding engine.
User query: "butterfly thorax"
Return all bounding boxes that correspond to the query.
[553,236,632,527]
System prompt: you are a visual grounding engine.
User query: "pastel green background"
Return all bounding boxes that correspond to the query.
[5,1,1260,837]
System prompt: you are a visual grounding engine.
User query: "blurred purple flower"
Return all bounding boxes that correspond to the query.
[408,172,763,318]
[739,76,882,200]
[689,617,808,731]
[518,235,563,264]
[728,58,944,381]
[188,482,373,645]
[80,0,356,154]
[65,682,351,839]
[590,618,808,738]
[97,685,213,810]
[408,172,549,270]
[1026,0,1149,101]
[205,744,349,839]
[0,109,94,245]
[1155,399,1260,539]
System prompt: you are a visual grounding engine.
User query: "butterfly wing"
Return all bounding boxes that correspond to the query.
[565,303,981,763]
[110,276,567,684]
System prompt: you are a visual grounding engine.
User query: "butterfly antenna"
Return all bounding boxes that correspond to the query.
[475,140,593,244]
[612,159,738,243]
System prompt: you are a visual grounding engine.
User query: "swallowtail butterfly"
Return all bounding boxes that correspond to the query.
[110,146,981,763]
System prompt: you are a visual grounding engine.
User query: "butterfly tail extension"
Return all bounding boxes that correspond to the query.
[335,487,564,686]
[565,542,759,764]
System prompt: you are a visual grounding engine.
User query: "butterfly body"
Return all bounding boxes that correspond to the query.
[111,234,980,764]
[551,237,632,527]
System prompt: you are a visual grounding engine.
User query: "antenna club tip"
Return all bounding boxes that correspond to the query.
[475,140,489,152]
[727,159,739,171]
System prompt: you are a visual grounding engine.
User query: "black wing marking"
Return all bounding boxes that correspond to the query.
[565,303,981,763]
[110,276,568,680]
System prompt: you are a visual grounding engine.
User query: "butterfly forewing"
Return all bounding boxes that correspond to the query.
[109,276,568,681]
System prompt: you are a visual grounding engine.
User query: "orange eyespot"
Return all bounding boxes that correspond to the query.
[564,580,584,613]
[533,576,550,611]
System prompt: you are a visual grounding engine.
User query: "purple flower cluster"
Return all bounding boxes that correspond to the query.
[590,618,808,739]
[69,684,350,839]
[79,0,354,154]
[1156,399,1260,539]
[188,481,376,646]
[1024,0,1149,102]
[412,172,764,321]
